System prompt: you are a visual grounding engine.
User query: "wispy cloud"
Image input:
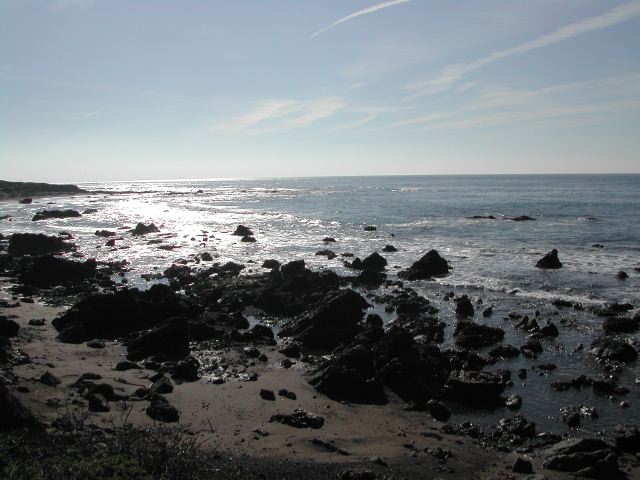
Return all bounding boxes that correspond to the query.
[393,73,640,132]
[210,98,345,135]
[406,0,640,97]
[311,0,411,38]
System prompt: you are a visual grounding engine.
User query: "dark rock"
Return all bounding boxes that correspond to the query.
[260,389,275,401]
[232,225,253,236]
[505,394,522,410]
[426,399,451,421]
[603,316,639,333]
[444,370,507,407]
[86,339,105,349]
[115,361,138,371]
[399,250,449,280]
[361,252,387,271]
[200,252,213,261]
[278,343,301,358]
[246,324,276,344]
[489,344,520,359]
[278,389,297,400]
[126,318,190,360]
[278,289,369,349]
[270,409,325,429]
[87,393,110,412]
[168,357,200,383]
[0,318,19,337]
[20,256,97,287]
[8,233,74,256]
[590,337,637,362]
[455,296,474,317]
[322,237,336,243]
[382,245,397,252]
[363,226,377,231]
[262,259,280,270]
[521,338,543,356]
[354,270,387,287]
[131,223,159,235]
[0,380,43,431]
[617,271,628,280]
[482,307,493,317]
[468,215,496,220]
[32,209,81,221]
[105,239,116,247]
[241,235,256,243]
[512,458,533,474]
[454,322,505,350]
[613,424,640,453]
[315,250,336,259]
[308,364,387,405]
[19,197,32,204]
[146,396,179,422]
[150,377,173,394]
[280,259,306,277]
[510,215,536,221]
[28,319,46,326]
[95,230,116,237]
[539,322,559,337]
[82,209,98,214]
[536,249,562,269]
[40,371,61,386]
[339,468,377,480]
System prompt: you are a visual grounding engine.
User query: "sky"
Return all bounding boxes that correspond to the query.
[1,0,639,182]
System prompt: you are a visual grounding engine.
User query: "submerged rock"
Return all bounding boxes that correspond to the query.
[536,249,562,269]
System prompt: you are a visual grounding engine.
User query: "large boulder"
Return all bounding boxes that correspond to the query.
[278,289,369,349]
[0,317,20,337]
[126,318,190,360]
[32,209,81,221]
[536,249,562,269]
[20,256,96,287]
[443,370,507,407]
[590,337,637,362]
[308,364,387,405]
[360,252,387,272]
[399,250,449,280]
[8,233,74,256]
[0,380,43,431]
[52,284,198,343]
[454,322,505,350]
[232,225,253,236]
[131,223,159,235]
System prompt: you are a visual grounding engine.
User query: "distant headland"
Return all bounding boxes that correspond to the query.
[0,180,85,200]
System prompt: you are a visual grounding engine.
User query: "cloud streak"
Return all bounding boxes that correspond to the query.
[210,98,345,135]
[406,0,640,97]
[311,0,411,38]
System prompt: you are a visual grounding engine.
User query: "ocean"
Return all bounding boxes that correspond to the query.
[1,174,639,432]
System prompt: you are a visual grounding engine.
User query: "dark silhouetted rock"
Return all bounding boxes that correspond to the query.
[360,252,387,271]
[455,296,474,317]
[363,226,377,231]
[270,409,325,429]
[40,371,61,386]
[279,289,369,349]
[490,344,521,359]
[0,318,19,337]
[131,223,159,235]
[19,198,32,204]
[126,318,190,360]
[614,424,640,453]
[512,458,533,474]
[506,394,522,410]
[591,337,637,362]
[20,256,96,287]
[309,364,387,405]
[510,215,535,221]
[454,322,504,350]
[315,250,337,259]
[617,271,628,280]
[280,259,306,277]
[262,259,280,270]
[603,316,639,333]
[146,396,179,422]
[241,235,256,243]
[0,380,42,431]
[232,225,253,236]
[399,250,449,280]
[95,230,116,237]
[323,237,336,243]
[87,393,110,412]
[32,209,81,221]
[444,370,506,407]
[260,389,275,401]
[8,233,74,256]
[536,249,562,269]
[382,245,397,252]
[427,399,451,421]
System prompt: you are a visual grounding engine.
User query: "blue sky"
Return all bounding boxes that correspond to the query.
[1,0,639,181]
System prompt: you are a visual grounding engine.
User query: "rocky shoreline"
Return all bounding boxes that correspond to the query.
[1,216,639,478]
